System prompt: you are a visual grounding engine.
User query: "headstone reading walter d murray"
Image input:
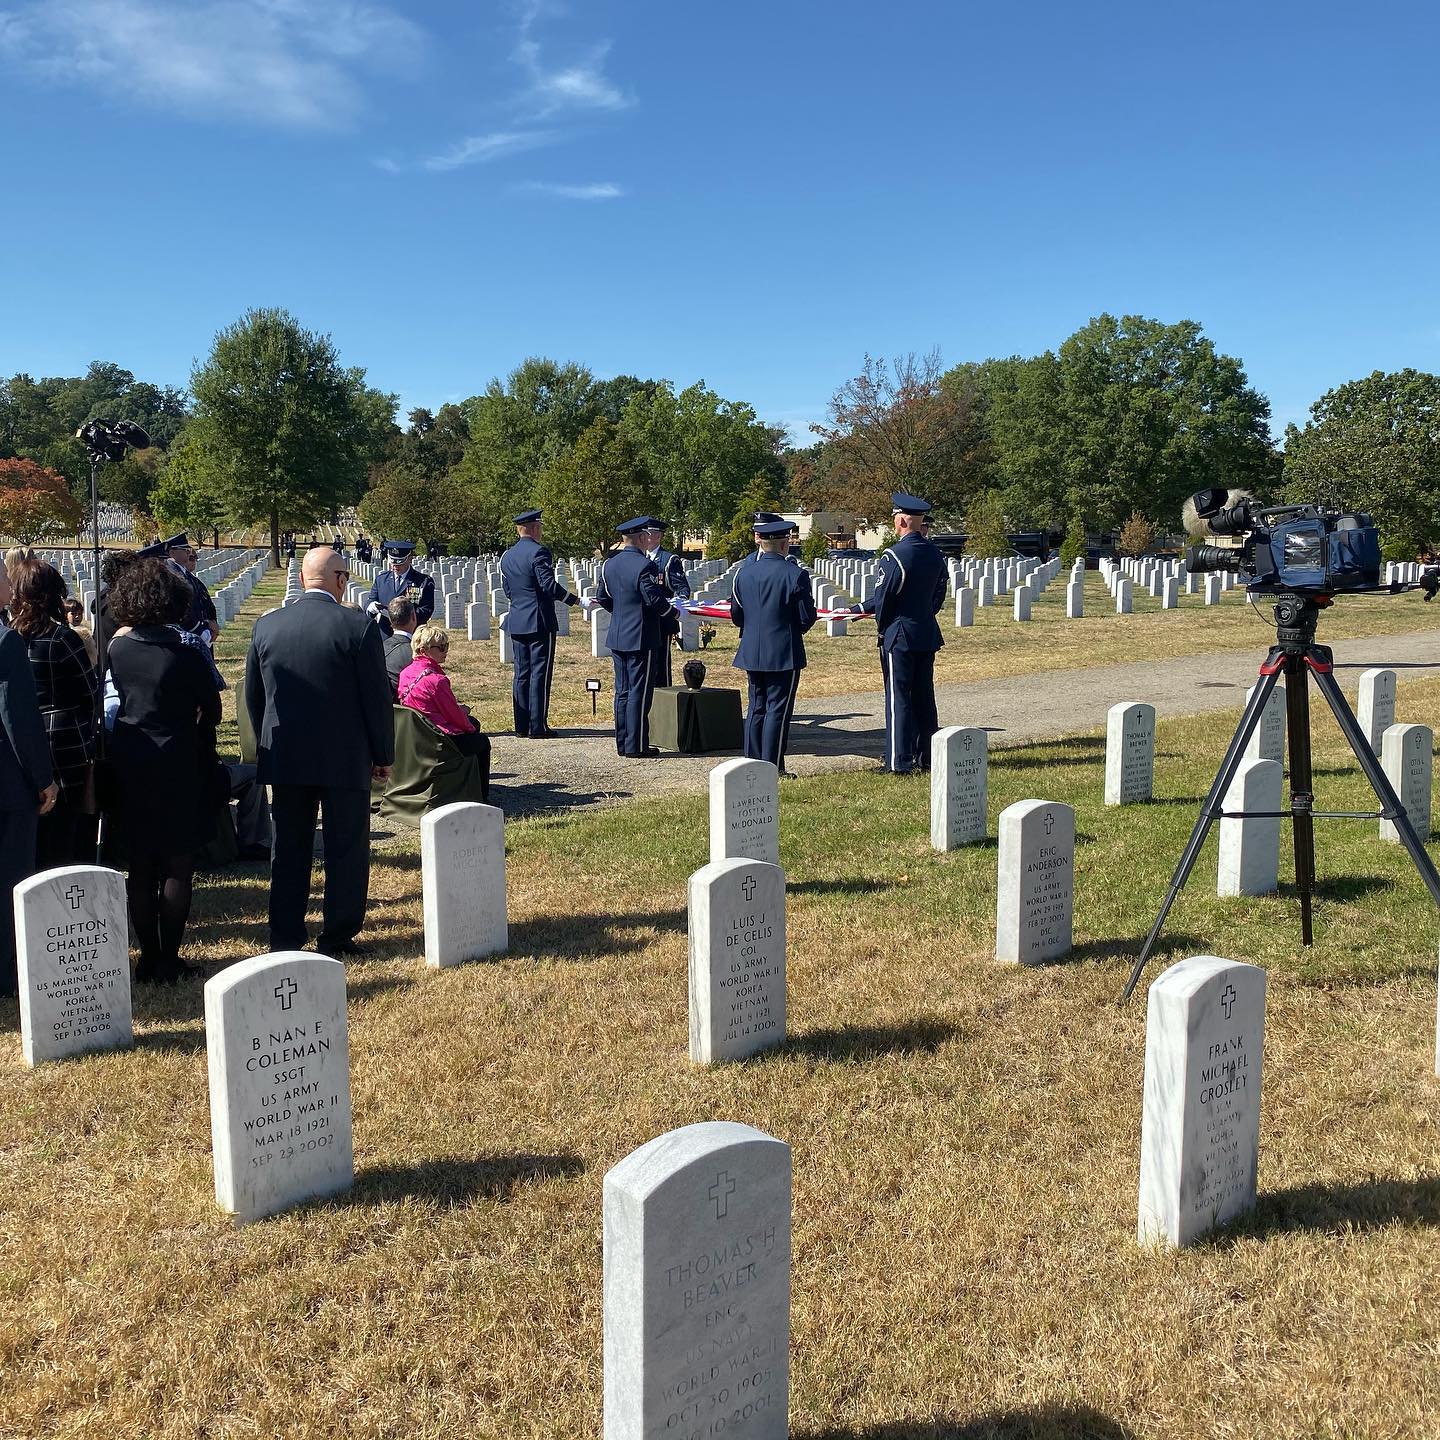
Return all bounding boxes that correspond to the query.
[709,758,779,866]
[421,801,507,967]
[206,953,354,1224]
[995,800,1075,964]
[1104,702,1156,806]
[15,865,131,1066]
[930,726,988,850]
[688,858,785,1064]
[604,1120,790,1440]
[1138,955,1266,1247]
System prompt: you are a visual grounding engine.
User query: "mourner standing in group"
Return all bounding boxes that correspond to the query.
[597,517,671,758]
[849,493,948,774]
[499,508,588,738]
[730,518,817,773]
[643,519,690,688]
[365,541,435,627]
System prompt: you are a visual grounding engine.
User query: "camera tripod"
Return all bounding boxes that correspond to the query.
[1121,592,1440,1000]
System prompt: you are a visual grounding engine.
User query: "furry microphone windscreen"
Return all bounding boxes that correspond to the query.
[1183,489,1255,537]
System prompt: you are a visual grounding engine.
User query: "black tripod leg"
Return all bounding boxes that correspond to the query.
[1120,665,1284,1001]
[1310,666,1440,910]
[1283,659,1316,945]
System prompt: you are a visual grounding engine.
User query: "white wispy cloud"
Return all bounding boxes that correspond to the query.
[0,0,422,128]
[521,181,624,201]
[512,37,631,117]
[424,129,560,172]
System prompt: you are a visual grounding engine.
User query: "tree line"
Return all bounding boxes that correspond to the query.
[2,308,1437,560]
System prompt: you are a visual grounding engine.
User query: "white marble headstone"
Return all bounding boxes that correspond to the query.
[1104,702,1155,806]
[1357,668,1396,754]
[1218,758,1282,896]
[421,801,507,967]
[592,607,612,658]
[709,758,780,866]
[1380,722,1432,842]
[466,603,490,641]
[995,800,1075,965]
[1138,955,1266,1247]
[688,859,785,1064]
[15,865,131,1066]
[955,586,974,627]
[1243,682,1285,763]
[603,1121,790,1440]
[205,953,354,1223]
[930,726,987,850]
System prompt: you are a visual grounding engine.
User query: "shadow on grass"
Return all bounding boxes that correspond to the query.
[789,877,899,898]
[777,1018,959,1063]
[799,1404,1138,1439]
[1210,1176,1440,1244]
[351,1152,584,1207]
[1063,934,1208,969]
[507,907,687,960]
[1285,874,1394,902]
[133,1024,207,1055]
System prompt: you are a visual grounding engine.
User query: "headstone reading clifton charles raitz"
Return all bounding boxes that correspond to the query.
[688,858,785,1064]
[709,758,780,866]
[930,726,987,850]
[14,864,131,1066]
[1138,954,1266,1247]
[205,952,354,1223]
[1104,702,1155,806]
[603,1120,790,1440]
[995,800,1075,964]
[421,801,507,966]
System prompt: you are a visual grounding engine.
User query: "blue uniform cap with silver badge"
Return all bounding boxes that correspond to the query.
[752,511,784,525]
[890,492,932,516]
[513,509,542,525]
[753,519,792,537]
[617,516,652,534]
[387,541,417,557]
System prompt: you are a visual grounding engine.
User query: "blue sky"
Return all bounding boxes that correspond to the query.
[1,0,1437,444]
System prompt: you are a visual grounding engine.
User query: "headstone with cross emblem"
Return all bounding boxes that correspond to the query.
[204,952,354,1223]
[1242,681,1286,765]
[1379,722,1432,843]
[1217,758,1282,897]
[995,800,1075,964]
[930,726,988,850]
[688,858,786,1065]
[1104,701,1156,806]
[603,1120,790,1440]
[1138,955,1267,1247]
[14,865,131,1066]
[709,758,780,867]
[421,801,507,967]
[1357,668,1397,755]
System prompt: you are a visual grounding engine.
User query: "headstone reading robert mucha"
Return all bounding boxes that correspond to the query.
[1104,702,1155,805]
[688,858,785,1064]
[709,758,779,866]
[421,801,507,966]
[205,953,353,1223]
[930,726,987,850]
[604,1120,790,1440]
[995,800,1075,964]
[15,865,131,1066]
[1138,955,1266,1247]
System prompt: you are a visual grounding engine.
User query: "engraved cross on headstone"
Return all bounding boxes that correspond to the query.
[1043,812,1055,835]
[741,875,756,902]
[274,977,299,1011]
[64,885,85,910]
[709,1170,737,1219]
[1221,983,1236,1019]
[962,735,972,750]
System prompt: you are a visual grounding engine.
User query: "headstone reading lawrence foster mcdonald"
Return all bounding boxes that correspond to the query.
[709,758,780,866]
[995,800,1075,965]
[205,953,354,1223]
[604,1120,790,1440]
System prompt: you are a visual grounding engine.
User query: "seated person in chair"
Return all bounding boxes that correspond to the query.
[396,623,490,767]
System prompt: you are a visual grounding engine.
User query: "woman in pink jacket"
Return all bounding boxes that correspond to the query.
[396,624,492,775]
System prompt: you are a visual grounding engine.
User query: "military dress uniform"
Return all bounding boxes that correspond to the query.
[500,508,581,738]
[860,494,948,773]
[730,521,818,772]
[646,525,691,688]
[597,520,672,757]
[364,544,436,625]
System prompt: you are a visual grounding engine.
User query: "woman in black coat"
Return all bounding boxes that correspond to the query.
[107,560,223,983]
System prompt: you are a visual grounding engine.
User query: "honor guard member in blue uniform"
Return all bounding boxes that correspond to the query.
[597,517,672,757]
[850,492,947,774]
[364,541,435,626]
[500,508,587,738]
[741,512,785,568]
[730,518,818,773]
[643,518,690,688]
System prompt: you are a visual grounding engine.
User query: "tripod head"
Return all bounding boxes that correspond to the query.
[1270,593,1327,650]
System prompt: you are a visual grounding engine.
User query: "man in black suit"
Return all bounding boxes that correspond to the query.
[0,564,58,996]
[245,546,394,956]
[383,596,418,697]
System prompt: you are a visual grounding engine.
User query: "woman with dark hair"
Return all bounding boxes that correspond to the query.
[107,558,223,983]
[10,558,98,869]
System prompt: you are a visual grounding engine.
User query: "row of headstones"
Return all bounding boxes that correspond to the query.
[1385,561,1428,585]
[210,553,270,627]
[1099,554,1237,613]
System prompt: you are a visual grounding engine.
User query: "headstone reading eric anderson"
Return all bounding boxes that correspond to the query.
[995,800,1075,964]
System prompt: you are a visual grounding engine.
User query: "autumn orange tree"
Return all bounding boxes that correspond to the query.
[0,459,83,543]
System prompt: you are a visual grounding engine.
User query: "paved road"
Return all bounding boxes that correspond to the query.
[477,630,1440,818]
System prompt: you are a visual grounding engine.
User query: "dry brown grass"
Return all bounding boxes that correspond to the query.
[2,575,1440,1438]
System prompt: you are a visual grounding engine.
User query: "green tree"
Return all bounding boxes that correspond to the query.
[536,418,655,557]
[188,309,396,562]
[150,428,227,538]
[1282,369,1440,559]
[962,490,1009,558]
[800,527,829,565]
[711,476,785,563]
[1058,510,1087,567]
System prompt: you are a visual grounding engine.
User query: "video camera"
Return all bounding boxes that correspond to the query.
[1184,487,1383,594]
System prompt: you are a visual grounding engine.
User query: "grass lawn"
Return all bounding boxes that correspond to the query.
[2,576,1439,1437]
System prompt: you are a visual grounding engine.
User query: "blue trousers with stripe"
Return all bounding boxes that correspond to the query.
[611,649,656,755]
[743,669,801,773]
[881,648,938,773]
[512,632,556,737]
